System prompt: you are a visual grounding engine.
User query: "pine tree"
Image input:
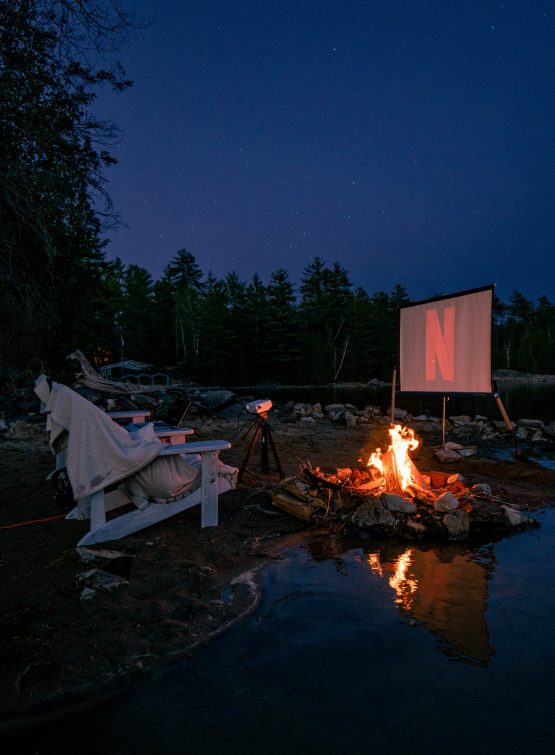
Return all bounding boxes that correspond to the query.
[263,269,301,381]
[162,249,205,370]
[121,264,156,361]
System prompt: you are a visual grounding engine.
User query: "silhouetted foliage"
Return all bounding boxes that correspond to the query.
[0,1,137,377]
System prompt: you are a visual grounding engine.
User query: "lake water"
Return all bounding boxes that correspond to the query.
[235,382,555,425]
[12,509,555,754]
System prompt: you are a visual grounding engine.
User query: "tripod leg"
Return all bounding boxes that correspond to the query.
[260,425,270,473]
[265,425,285,479]
[238,423,262,483]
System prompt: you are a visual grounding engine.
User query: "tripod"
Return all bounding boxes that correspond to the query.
[238,410,284,483]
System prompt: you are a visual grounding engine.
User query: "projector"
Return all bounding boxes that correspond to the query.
[245,398,273,415]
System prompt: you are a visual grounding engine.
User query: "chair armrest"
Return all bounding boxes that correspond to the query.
[159,440,231,456]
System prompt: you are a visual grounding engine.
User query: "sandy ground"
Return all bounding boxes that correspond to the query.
[1,414,555,728]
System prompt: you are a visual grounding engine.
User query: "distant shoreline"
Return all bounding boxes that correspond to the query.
[492,370,555,384]
[223,371,555,392]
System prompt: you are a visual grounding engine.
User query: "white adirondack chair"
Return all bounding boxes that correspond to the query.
[35,375,236,547]
[65,439,232,546]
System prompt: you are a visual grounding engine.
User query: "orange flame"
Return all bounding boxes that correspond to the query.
[366,424,420,491]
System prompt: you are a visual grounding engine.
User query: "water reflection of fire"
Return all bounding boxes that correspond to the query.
[364,546,494,666]
[366,424,429,497]
[368,549,418,609]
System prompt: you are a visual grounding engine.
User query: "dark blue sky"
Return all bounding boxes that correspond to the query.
[96,0,555,301]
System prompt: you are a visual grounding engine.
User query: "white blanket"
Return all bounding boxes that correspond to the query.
[35,375,163,498]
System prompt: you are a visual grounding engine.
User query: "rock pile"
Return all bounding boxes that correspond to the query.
[271,468,537,542]
[2,376,555,450]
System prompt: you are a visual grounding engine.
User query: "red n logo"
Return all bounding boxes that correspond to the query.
[425,307,455,381]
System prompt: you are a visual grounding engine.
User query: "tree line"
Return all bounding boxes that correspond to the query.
[1,2,554,385]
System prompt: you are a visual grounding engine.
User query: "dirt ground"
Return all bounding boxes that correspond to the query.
[1,414,555,729]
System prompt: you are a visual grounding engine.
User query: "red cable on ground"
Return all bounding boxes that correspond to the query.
[0,514,66,530]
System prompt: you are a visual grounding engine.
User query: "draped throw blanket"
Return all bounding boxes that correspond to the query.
[34,375,199,502]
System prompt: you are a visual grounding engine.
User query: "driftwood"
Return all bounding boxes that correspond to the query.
[68,351,166,395]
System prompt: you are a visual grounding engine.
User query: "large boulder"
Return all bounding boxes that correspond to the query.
[353,499,396,531]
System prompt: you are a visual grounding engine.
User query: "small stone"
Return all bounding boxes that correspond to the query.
[76,547,127,565]
[449,415,472,425]
[514,427,528,440]
[76,569,128,593]
[501,505,533,527]
[471,483,492,495]
[299,416,316,423]
[458,446,477,457]
[392,407,408,420]
[434,491,459,513]
[79,587,97,603]
[434,448,461,463]
[445,441,464,450]
[443,509,469,540]
[405,519,427,537]
[324,403,346,414]
[343,411,357,428]
[530,430,543,442]
[447,473,465,484]
[517,418,544,429]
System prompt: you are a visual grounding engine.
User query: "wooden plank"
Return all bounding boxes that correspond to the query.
[159,440,231,455]
[106,410,151,423]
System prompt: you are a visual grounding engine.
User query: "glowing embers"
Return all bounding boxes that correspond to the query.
[366,424,428,496]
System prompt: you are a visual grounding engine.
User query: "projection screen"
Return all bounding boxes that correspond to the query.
[399,285,494,394]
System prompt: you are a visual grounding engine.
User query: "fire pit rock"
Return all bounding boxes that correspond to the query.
[381,493,417,514]
[433,491,459,513]
[352,499,396,533]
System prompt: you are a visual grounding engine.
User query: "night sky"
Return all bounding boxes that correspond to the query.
[96,1,555,302]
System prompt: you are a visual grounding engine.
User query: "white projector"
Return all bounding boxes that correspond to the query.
[245,398,273,414]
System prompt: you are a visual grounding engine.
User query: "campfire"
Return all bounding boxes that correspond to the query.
[271,424,536,542]
[365,424,430,498]
[303,424,438,505]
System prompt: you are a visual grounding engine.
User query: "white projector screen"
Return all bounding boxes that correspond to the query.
[399,285,494,394]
